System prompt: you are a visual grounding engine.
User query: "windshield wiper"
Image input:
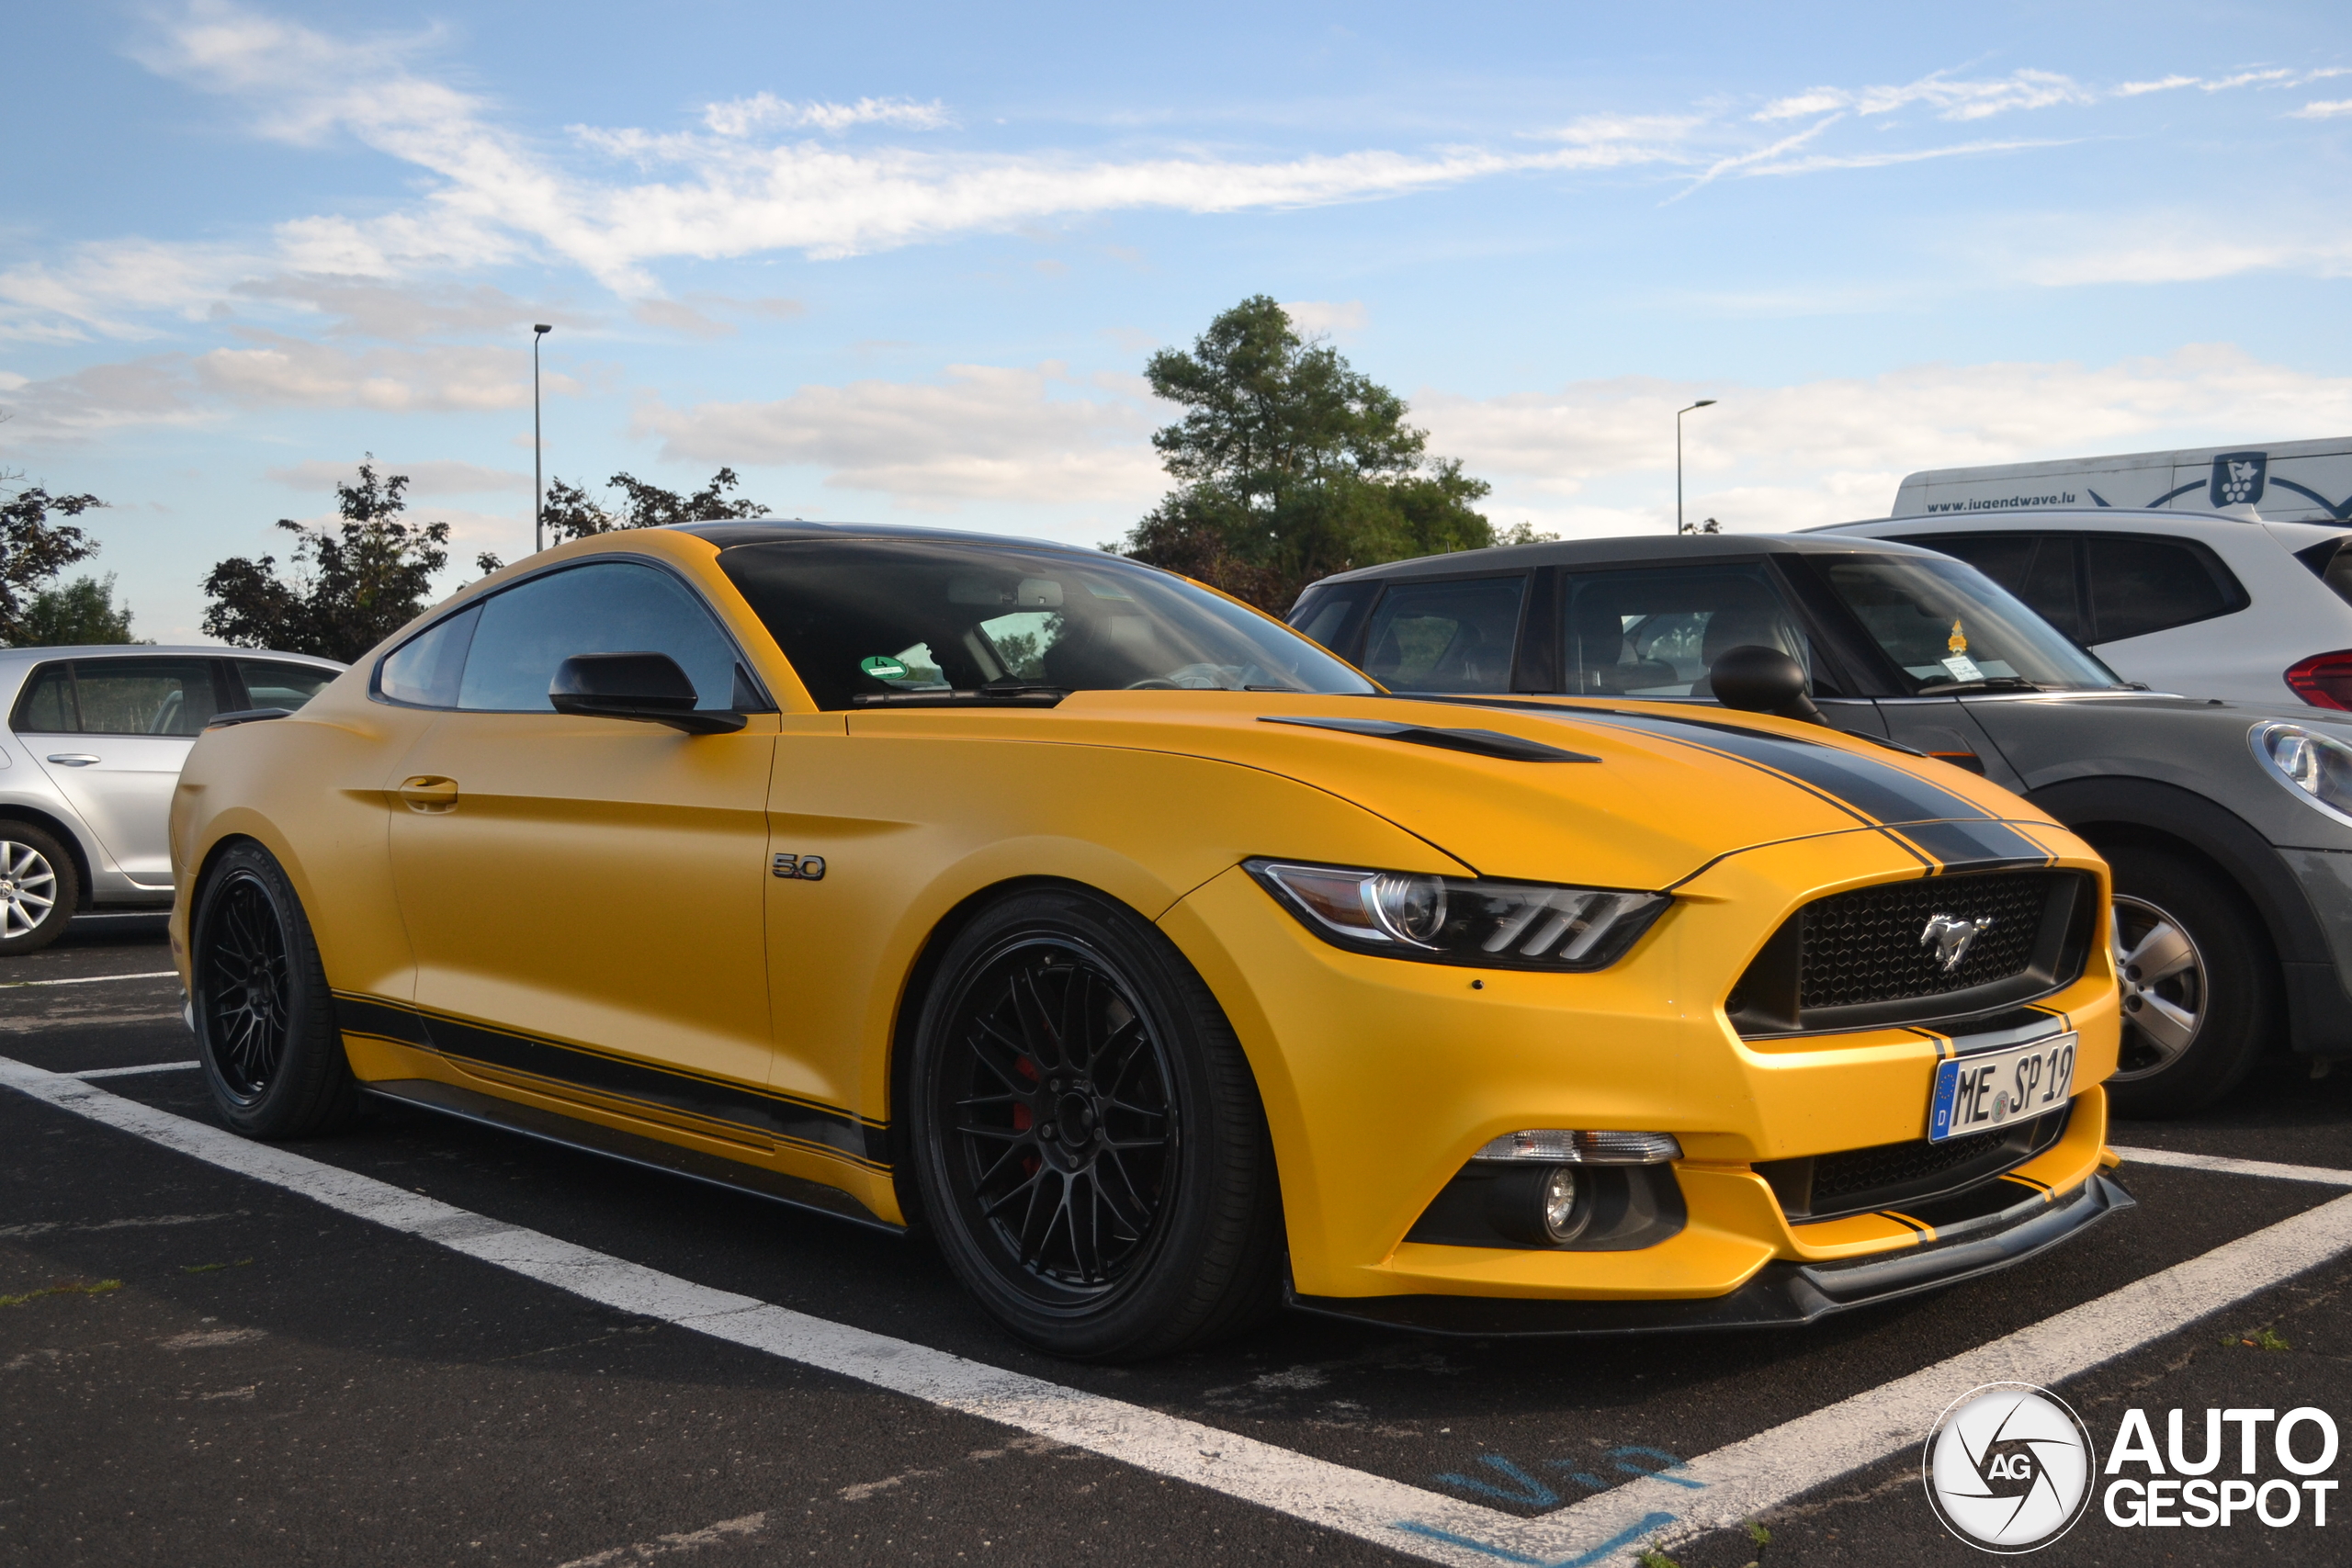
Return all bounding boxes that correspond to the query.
[852,684,1066,707]
[1912,676,2049,695]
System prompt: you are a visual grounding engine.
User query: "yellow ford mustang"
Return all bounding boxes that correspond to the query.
[169,523,2127,1359]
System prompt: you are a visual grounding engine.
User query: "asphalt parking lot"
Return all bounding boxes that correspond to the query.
[6,919,2352,1567]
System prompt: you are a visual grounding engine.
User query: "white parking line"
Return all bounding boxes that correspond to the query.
[71,1061,199,1079]
[0,970,177,989]
[2109,1144,2352,1186]
[6,1052,2351,1568]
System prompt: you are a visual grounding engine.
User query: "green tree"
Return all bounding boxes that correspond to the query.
[1114,295,1493,609]
[0,477,105,643]
[15,574,143,646]
[541,467,767,544]
[201,458,451,663]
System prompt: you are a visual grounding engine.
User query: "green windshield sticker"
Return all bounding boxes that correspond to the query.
[860,655,910,681]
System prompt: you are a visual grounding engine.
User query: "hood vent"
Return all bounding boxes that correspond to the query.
[1258,715,1599,763]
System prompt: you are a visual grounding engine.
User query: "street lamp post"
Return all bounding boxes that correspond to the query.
[1677,398,1716,534]
[532,324,553,554]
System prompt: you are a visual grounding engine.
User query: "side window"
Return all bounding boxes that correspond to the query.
[377,605,481,709]
[13,664,77,733]
[1561,565,1809,698]
[2083,536,2245,643]
[2018,537,2085,639]
[17,660,221,736]
[1287,581,1376,660]
[1360,577,1527,693]
[1912,533,2036,593]
[234,660,335,711]
[457,561,745,713]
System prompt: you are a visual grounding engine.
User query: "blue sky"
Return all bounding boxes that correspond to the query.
[5,1,2351,641]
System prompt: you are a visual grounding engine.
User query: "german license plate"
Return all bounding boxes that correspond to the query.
[1928,1033,2077,1143]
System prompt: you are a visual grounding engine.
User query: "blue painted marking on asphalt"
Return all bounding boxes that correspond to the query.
[1545,1467,1610,1490]
[1432,1456,1560,1508]
[1604,1446,1707,1489]
[1392,1513,1680,1567]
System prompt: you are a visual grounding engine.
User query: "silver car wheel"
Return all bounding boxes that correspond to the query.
[2110,894,2206,1081]
[0,840,60,940]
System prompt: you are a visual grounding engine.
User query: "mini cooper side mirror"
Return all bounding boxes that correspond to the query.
[1709,645,1827,727]
[549,652,746,734]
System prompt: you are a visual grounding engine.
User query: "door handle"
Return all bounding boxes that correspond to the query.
[46,753,101,767]
[397,775,459,813]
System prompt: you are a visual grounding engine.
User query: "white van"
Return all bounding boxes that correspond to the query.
[1891,436,2352,524]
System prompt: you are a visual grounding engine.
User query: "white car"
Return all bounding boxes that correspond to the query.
[0,645,345,953]
[1817,507,2352,708]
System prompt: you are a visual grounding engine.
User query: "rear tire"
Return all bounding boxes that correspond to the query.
[2103,844,2276,1119]
[0,823,79,955]
[908,886,1282,1361]
[190,840,356,1139]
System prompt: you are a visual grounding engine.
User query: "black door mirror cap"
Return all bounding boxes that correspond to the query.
[1710,645,1828,727]
[548,652,747,734]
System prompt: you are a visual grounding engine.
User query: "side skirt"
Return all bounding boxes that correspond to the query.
[359,1077,907,1237]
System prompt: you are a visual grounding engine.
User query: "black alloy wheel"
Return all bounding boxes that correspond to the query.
[949,940,1175,1291]
[191,840,356,1138]
[0,822,79,955]
[2101,843,2276,1120]
[909,886,1282,1360]
[202,869,293,1102]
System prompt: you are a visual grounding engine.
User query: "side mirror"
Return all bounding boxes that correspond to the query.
[1709,645,1827,727]
[549,652,745,734]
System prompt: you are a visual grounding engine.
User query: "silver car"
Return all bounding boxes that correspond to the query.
[1818,507,2352,708]
[0,646,344,952]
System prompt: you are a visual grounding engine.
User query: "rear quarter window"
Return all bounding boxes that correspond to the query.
[2081,535,2247,642]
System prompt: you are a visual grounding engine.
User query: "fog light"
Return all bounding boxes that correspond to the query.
[1540,1166,1580,1242]
[1482,1162,1592,1246]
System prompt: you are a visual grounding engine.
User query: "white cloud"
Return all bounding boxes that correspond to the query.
[2292,99,2352,119]
[1742,137,2071,178]
[1757,63,2352,124]
[266,458,528,494]
[195,333,581,412]
[1414,344,2352,533]
[703,94,952,136]
[633,364,1164,508]
[0,357,205,444]
[1280,299,1367,335]
[2013,222,2352,286]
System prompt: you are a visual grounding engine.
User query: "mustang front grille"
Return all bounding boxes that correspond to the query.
[1726,869,2097,1036]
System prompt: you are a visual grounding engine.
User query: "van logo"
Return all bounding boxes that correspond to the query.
[1921,913,1994,973]
[2210,451,2267,508]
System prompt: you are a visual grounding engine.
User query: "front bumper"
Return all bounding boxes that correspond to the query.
[1159,829,2122,1303]
[1291,1169,2133,1336]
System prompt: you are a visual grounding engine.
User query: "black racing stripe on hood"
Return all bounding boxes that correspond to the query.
[1890,818,2058,874]
[1415,696,1992,829]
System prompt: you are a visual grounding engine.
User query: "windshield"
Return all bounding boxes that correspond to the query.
[716,537,1378,710]
[1806,554,2123,694]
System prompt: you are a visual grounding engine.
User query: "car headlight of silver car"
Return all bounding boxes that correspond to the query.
[2252,721,2352,827]
[1244,859,1669,971]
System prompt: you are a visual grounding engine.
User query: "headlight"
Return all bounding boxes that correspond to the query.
[1245,859,1668,971]
[2252,722,2352,827]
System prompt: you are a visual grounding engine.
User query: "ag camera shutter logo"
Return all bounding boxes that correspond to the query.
[1922,1383,2096,1552]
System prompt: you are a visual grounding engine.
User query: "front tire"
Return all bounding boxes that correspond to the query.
[191,840,356,1138]
[909,886,1282,1360]
[2104,844,2276,1118]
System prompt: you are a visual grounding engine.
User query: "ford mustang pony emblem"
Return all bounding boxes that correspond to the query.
[1921,912,1994,973]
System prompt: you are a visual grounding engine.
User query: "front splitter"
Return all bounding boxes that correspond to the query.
[1288,1171,2134,1337]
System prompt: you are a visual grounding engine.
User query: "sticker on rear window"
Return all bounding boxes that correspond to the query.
[860,656,910,681]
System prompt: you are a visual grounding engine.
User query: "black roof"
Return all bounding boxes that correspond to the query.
[673,519,1088,554]
[1312,531,1949,585]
